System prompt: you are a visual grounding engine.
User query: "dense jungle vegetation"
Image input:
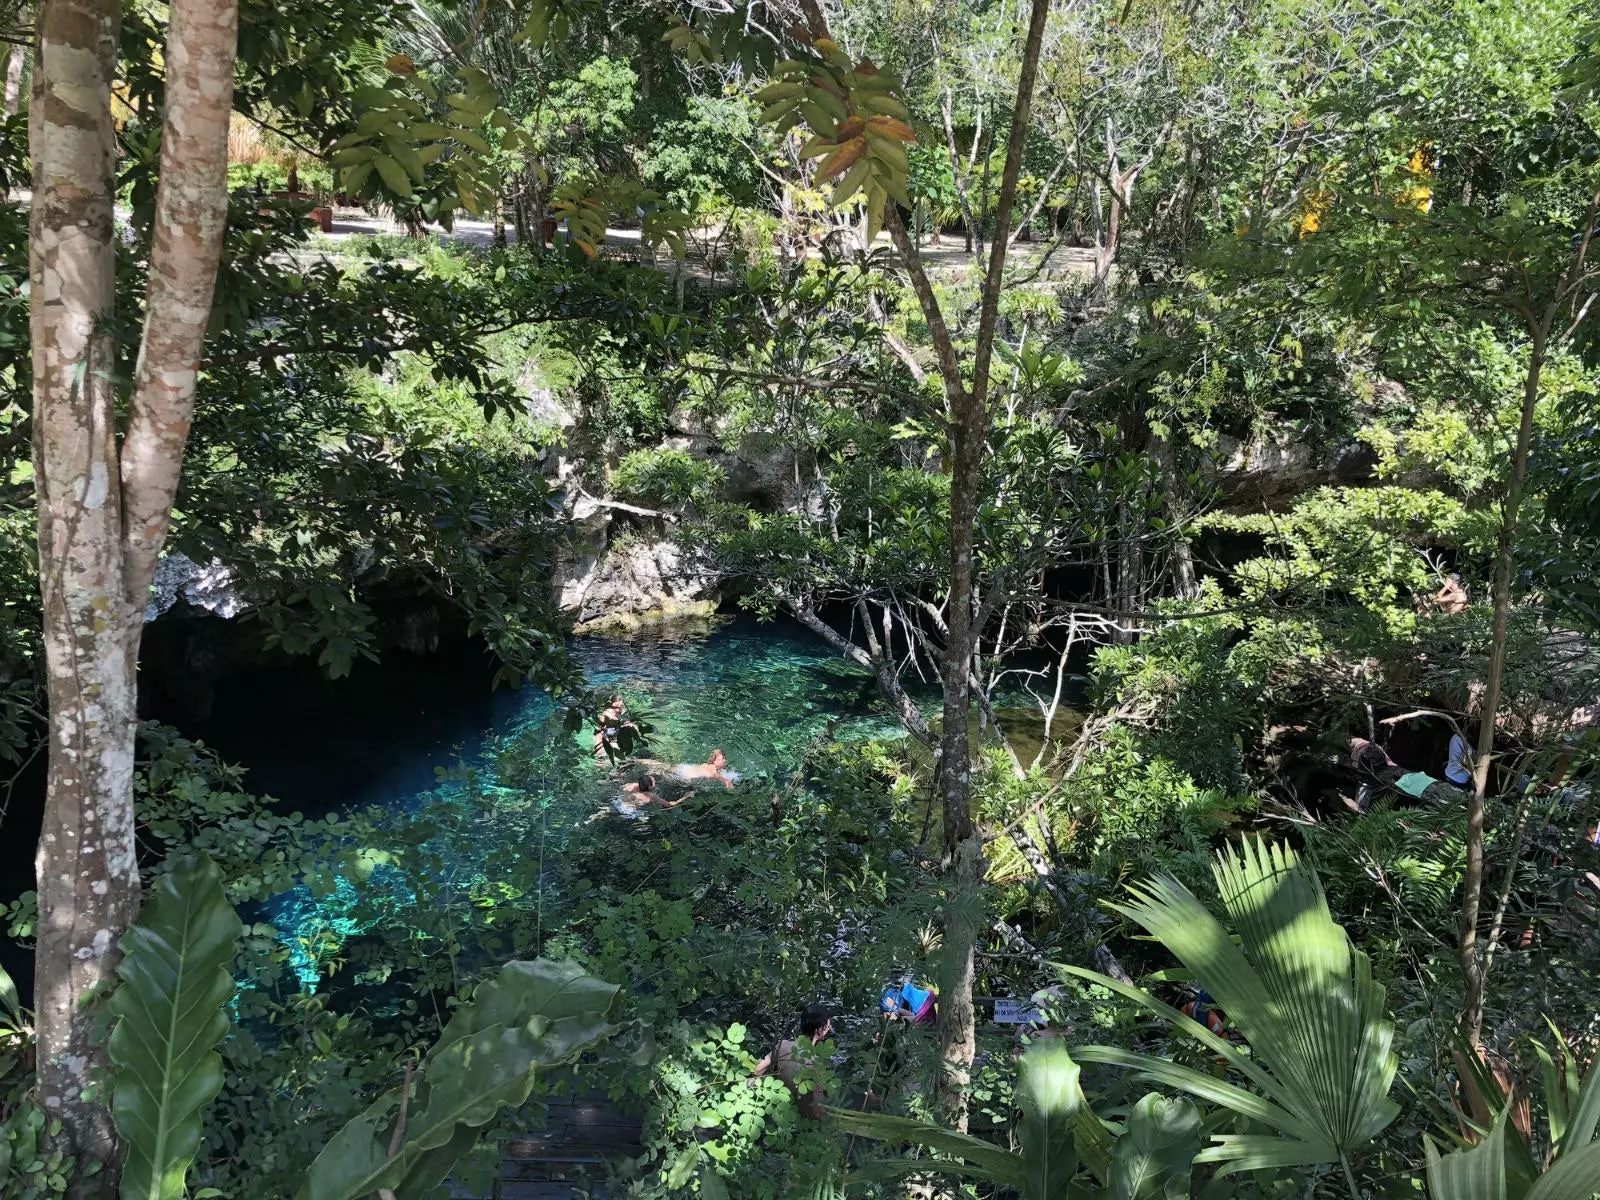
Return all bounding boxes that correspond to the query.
[4,0,1600,1196]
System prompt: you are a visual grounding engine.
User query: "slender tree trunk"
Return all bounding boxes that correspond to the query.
[3,7,26,115]
[29,0,236,1189]
[929,0,1051,1130]
[1458,332,1543,1047]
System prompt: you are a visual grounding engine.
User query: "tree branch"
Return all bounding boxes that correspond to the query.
[119,0,240,612]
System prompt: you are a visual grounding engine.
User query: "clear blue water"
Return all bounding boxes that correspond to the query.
[264,615,910,984]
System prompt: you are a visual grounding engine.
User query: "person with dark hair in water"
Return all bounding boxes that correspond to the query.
[752,1004,832,1119]
[612,772,679,819]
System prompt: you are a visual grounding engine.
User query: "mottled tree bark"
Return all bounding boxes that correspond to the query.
[29,0,133,1186]
[119,0,237,600]
[29,0,236,1189]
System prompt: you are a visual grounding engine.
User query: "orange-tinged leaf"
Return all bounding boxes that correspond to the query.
[855,59,880,75]
[835,116,866,141]
[386,53,416,75]
[816,137,867,182]
[865,115,915,142]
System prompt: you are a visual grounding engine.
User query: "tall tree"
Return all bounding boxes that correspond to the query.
[28,0,237,1188]
[884,0,1051,1128]
[775,0,1052,1126]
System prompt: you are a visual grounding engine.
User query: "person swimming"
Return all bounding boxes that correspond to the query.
[675,749,737,789]
[612,772,680,819]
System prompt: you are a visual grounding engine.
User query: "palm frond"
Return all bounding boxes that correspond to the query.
[1066,836,1399,1176]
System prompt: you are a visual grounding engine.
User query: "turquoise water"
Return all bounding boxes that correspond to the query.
[266,615,910,985]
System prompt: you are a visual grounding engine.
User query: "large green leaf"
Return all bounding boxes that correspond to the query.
[297,958,619,1200]
[1018,1042,1081,1200]
[1068,837,1399,1177]
[0,959,20,1029]
[109,854,243,1200]
[1111,1094,1201,1200]
[1557,1038,1600,1158]
[1528,1138,1600,1200]
[826,1108,1025,1187]
[1426,1107,1514,1200]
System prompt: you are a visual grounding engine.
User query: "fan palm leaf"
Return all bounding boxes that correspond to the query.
[1065,836,1399,1182]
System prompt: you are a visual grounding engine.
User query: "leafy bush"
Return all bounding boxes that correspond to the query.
[612,448,726,508]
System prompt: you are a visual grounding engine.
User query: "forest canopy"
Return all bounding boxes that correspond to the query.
[2,0,1600,1197]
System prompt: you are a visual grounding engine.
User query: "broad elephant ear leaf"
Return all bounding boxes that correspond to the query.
[1111,1093,1202,1200]
[297,958,620,1200]
[109,853,244,1200]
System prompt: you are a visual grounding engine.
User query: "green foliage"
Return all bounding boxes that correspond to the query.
[1067,838,1399,1180]
[331,64,523,222]
[110,855,244,1200]
[297,959,619,1200]
[833,1042,1201,1198]
[1109,1093,1202,1200]
[644,96,769,210]
[1424,1022,1600,1199]
[612,448,726,508]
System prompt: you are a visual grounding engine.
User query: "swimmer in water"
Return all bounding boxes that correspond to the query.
[676,749,736,789]
[612,772,680,819]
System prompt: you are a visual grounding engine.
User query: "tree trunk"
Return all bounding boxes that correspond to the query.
[29,0,236,1189]
[1458,332,1543,1047]
[931,0,1052,1130]
[3,7,26,114]
[29,0,134,1187]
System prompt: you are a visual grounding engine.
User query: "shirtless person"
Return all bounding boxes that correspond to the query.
[675,748,736,789]
[752,1004,832,1119]
[611,773,680,819]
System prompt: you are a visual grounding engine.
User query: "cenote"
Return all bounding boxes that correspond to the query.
[155,613,909,992]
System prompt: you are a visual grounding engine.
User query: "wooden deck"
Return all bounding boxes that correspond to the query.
[455,1092,645,1199]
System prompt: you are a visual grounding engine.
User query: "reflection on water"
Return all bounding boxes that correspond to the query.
[265,614,908,984]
